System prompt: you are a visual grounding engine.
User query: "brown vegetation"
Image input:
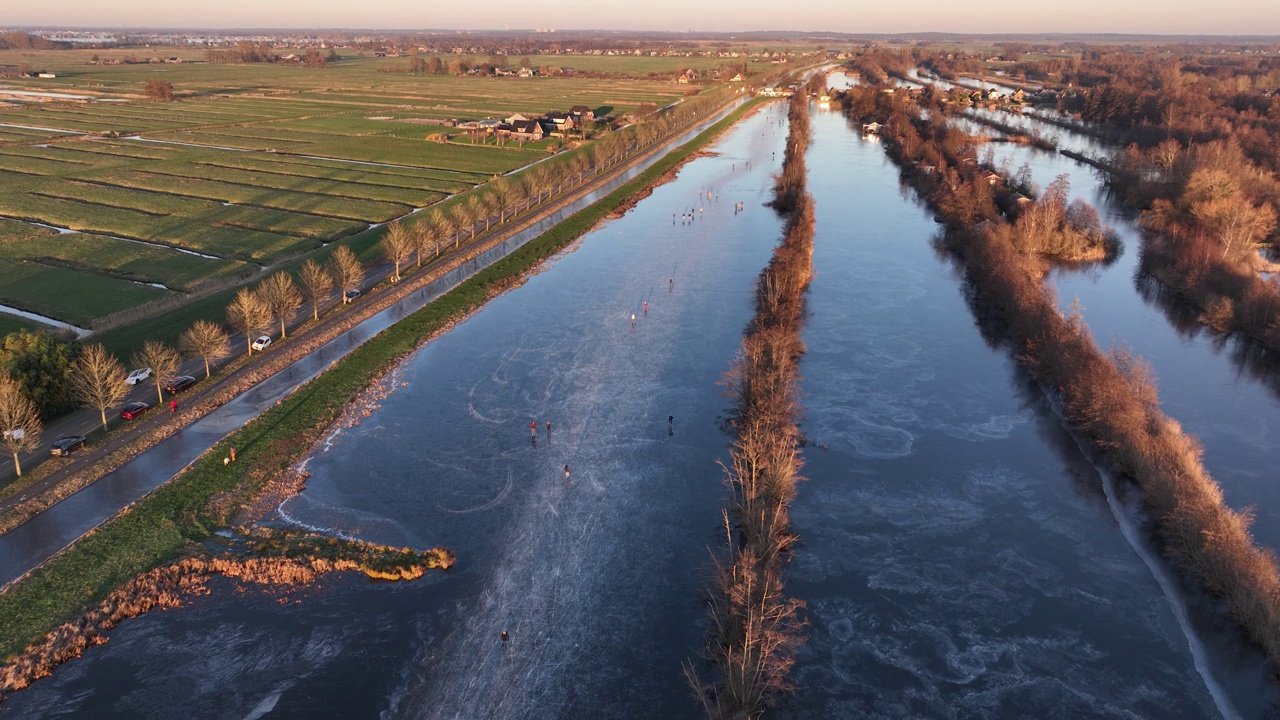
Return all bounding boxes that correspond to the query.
[0,530,453,698]
[179,320,230,379]
[857,70,1280,671]
[131,339,181,407]
[0,378,41,477]
[225,287,270,356]
[69,344,127,431]
[688,94,812,718]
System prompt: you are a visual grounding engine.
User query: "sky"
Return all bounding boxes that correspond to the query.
[5,0,1280,36]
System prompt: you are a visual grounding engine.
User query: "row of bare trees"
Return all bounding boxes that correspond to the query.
[375,92,736,268]
[689,93,813,718]
[0,90,738,479]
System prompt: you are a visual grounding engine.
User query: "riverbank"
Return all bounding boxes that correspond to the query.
[0,98,766,676]
[0,529,452,701]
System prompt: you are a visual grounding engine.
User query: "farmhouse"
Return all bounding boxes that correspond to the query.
[498,119,544,141]
[543,111,576,136]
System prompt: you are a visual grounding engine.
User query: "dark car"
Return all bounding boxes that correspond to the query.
[344,289,362,301]
[49,435,86,456]
[165,375,197,394]
[120,402,150,420]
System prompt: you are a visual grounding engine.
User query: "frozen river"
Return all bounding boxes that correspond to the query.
[6,83,1278,717]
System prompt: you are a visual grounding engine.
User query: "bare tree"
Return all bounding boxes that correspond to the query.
[491,179,516,223]
[132,340,182,406]
[144,79,174,101]
[258,271,302,338]
[331,245,364,304]
[179,319,230,378]
[453,202,478,243]
[227,287,271,356]
[472,194,494,233]
[429,208,457,251]
[0,376,41,477]
[412,223,437,266]
[298,258,334,320]
[70,343,128,431]
[381,221,414,281]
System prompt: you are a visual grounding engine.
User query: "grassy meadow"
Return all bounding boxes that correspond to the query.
[0,50,693,332]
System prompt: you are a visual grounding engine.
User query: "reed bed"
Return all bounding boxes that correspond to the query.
[689,94,814,718]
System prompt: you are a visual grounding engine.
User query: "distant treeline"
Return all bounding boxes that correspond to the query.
[0,32,70,51]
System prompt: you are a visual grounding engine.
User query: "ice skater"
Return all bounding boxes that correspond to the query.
[564,464,570,479]
[530,421,537,437]
[643,301,648,315]
[545,420,552,435]
[631,313,636,328]
[501,630,509,643]
[668,277,673,291]
[668,415,674,436]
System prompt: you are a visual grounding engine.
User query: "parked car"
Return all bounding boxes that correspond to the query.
[125,368,153,386]
[49,435,86,456]
[165,375,197,394]
[344,289,362,301]
[120,402,150,420]
[251,335,272,351]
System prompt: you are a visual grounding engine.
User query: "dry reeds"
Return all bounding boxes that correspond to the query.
[689,94,813,718]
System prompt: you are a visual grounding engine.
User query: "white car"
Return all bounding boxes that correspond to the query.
[251,335,273,351]
[125,367,153,386]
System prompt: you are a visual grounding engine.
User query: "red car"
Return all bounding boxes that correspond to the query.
[120,402,150,420]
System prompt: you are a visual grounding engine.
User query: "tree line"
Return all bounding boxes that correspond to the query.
[0,87,739,479]
[849,61,1280,674]
[688,92,813,718]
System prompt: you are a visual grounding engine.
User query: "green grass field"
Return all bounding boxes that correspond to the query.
[0,48,740,344]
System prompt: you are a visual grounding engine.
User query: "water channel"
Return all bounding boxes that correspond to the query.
[943,88,1280,555]
[3,103,791,717]
[5,80,1279,717]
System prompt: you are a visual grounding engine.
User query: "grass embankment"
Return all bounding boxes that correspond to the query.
[0,97,763,666]
[688,94,811,717]
[0,527,453,697]
[863,77,1280,671]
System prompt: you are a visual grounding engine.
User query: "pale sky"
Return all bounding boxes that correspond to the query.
[5,0,1280,36]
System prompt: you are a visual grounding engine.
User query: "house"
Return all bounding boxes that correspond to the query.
[37,72,57,79]
[569,105,595,123]
[677,69,698,84]
[505,113,531,124]
[982,171,1002,185]
[517,66,536,78]
[543,111,575,135]
[502,119,544,141]
[1011,89,1026,103]
[730,73,743,82]
[862,122,882,134]
[0,65,21,78]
